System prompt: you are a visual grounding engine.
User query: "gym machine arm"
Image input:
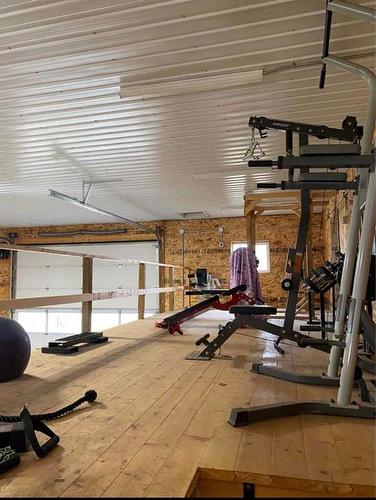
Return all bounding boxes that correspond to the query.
[248,115,362,143]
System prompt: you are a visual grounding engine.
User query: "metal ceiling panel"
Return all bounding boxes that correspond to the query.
[0,0,374,226]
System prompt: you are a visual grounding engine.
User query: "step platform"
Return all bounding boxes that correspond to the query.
[41,331,108,354]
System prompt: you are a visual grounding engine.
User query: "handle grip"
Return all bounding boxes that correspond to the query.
[248,160,274,167]
[319,65,326,89]
[20,407,60,459]
[38,434,60,458]
[298,338,345,348]
[257,183,280,189]
[195,334,210,347]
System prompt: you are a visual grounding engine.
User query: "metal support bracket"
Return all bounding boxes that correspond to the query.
[185,315,245,361]
[229,400,376,427]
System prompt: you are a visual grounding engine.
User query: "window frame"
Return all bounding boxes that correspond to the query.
[231,241,270,273]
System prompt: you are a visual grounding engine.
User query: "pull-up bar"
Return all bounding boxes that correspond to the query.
[319,0,376,89]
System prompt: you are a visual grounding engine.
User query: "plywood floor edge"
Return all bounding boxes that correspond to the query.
[197,467,376,497]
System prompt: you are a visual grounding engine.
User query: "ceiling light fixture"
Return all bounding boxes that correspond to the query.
[120,69,263,99]
[48,189,157,235]
[178,211,210,219]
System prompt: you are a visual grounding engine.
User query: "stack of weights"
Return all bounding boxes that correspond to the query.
[303,252,345,294]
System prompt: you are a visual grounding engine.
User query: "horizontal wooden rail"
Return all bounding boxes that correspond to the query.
[0,286,184,311]
[0,243,179,268]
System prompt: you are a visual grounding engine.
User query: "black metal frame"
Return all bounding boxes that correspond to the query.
[229,400,376,427]
[184,305,349,361]
[185,314,246,361]
[248,115,362,143]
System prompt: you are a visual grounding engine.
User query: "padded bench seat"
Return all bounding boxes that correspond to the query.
[230,304,277,315]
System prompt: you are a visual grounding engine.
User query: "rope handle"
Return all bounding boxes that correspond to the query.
[0,390,97,423]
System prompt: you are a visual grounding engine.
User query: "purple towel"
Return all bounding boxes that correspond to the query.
[230,247,264,304]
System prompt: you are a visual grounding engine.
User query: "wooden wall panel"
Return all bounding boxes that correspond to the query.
[0,257,11,317]
[164,214,325,309]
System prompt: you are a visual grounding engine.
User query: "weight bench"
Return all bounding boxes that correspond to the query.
[186,304,277,361]
[156,284,253,335]
[229,305,277,315]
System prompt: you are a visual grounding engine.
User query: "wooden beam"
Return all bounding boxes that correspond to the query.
[246,209,256,252]
[244,199,255,216]
[0,286,183,311]
[82,257,93,332]
[138,263,146,320]
[245,190,300,201]
[0,243,179,268]
[255,209,265,217]
[254,203,300,212]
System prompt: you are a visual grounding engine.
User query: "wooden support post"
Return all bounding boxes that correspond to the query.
[82,257,93,332]
[168,267,175,311]
[138,263,146,320]
[246,209,256,252]
[244,199,257,252]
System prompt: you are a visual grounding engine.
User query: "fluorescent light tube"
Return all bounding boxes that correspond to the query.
[120,70,263,99]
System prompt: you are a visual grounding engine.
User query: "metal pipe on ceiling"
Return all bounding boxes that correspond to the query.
[49,189,159,235]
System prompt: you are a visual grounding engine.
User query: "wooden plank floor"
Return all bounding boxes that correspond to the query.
[0,311,374,497]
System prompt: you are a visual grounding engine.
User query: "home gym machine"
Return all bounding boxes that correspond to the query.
[228,0,376,426]
[155,284,255,335]
[185,112,367,362]
[244,128,373,388]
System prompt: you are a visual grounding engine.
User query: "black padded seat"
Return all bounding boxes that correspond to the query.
[230,304,277,315]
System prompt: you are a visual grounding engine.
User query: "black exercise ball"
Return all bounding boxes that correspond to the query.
[0,316,31,382]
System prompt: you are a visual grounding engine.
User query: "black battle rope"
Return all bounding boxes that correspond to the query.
[0,390,97,423]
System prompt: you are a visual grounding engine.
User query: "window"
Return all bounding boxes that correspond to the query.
[231,241,270,273]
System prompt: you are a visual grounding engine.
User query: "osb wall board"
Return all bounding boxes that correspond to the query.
[1,222,159,245]
[0,258,11,317]
[322,191,352,263]
[0,213,326,314]
[164,214,325,309]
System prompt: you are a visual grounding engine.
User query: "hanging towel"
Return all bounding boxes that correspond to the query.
[230,247,264,304]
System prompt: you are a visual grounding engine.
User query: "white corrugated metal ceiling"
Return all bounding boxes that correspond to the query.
[0,0,375,226]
